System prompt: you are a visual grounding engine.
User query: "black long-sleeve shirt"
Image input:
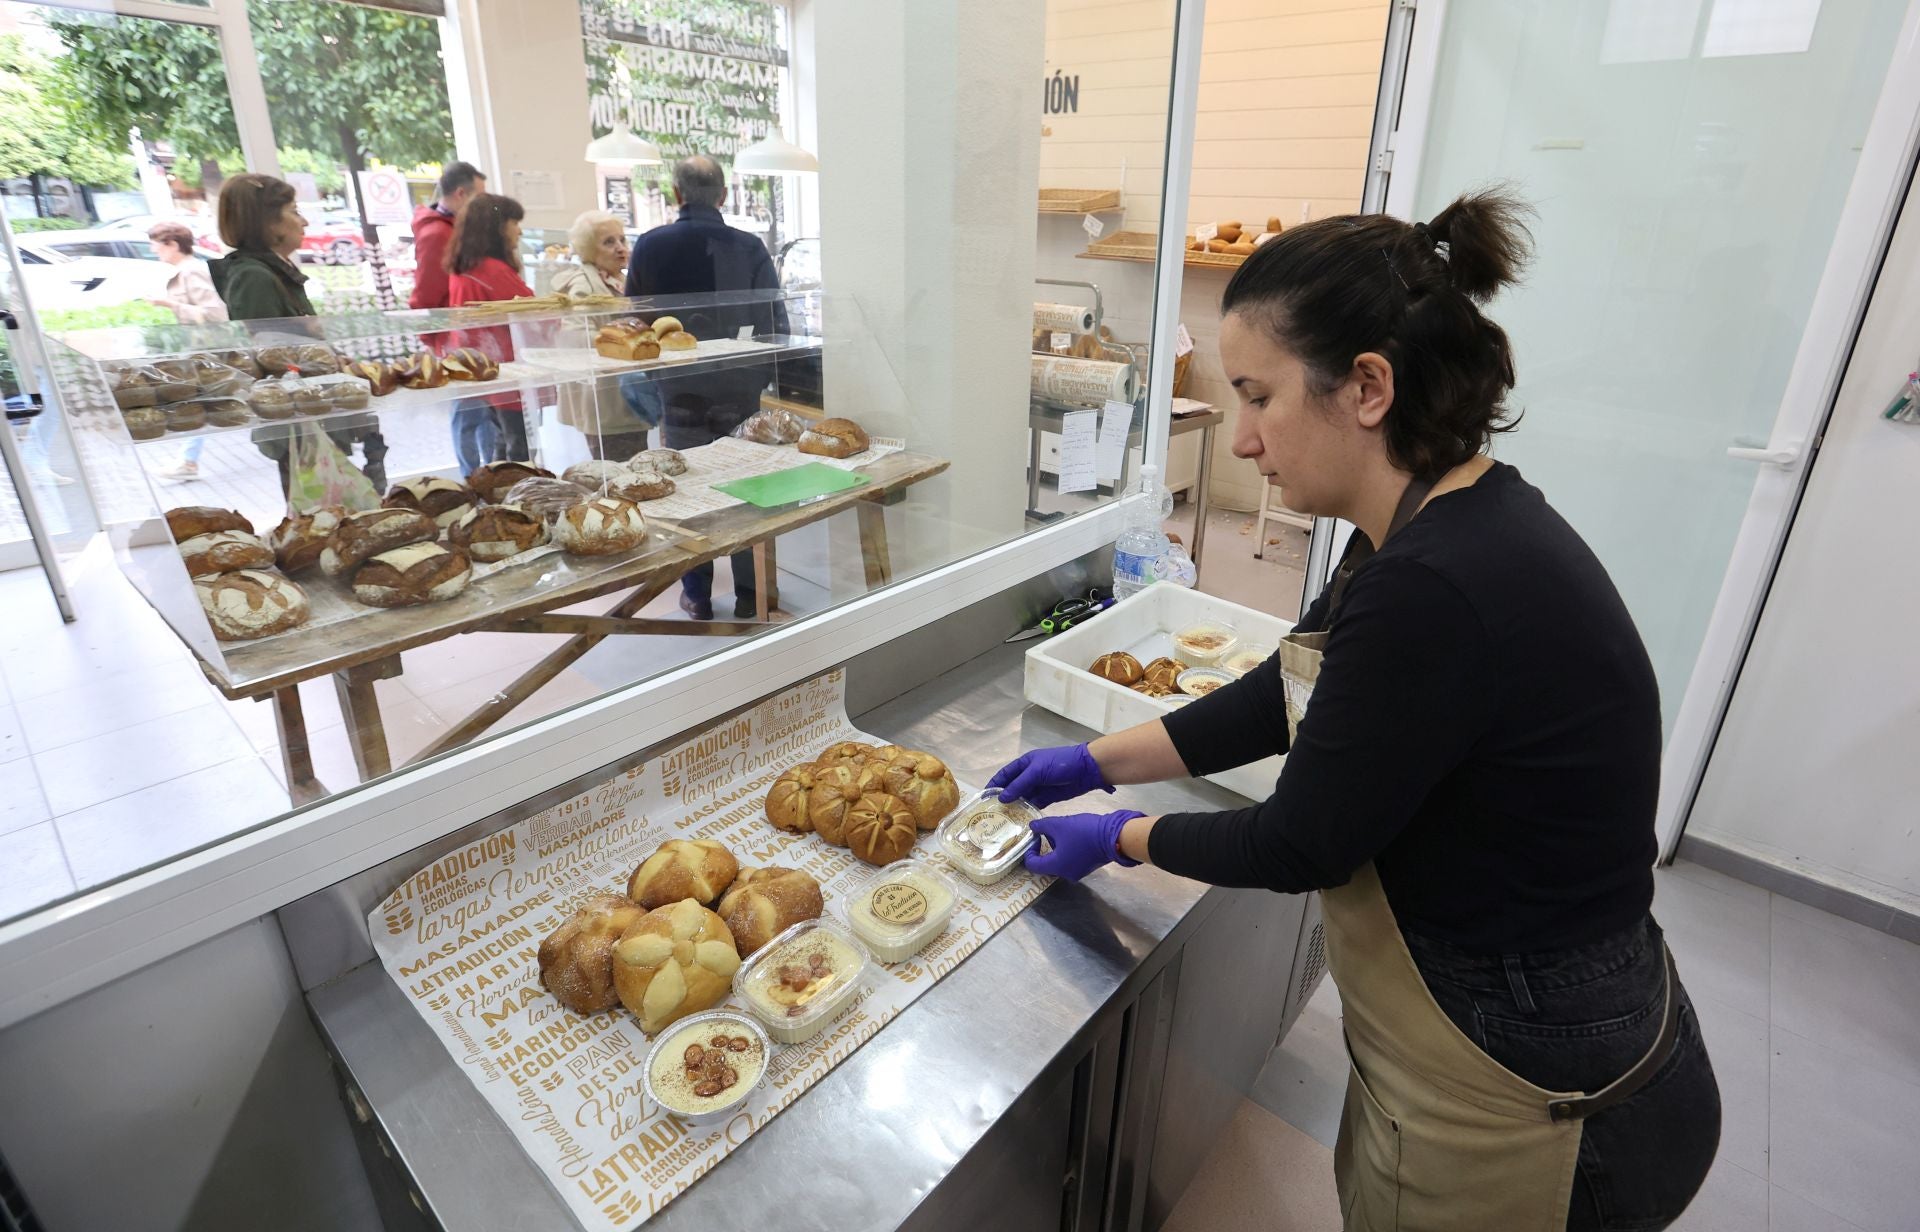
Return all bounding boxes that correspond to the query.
[1150,463,1659,953]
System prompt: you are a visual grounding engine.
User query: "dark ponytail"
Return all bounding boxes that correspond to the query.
[1221,187,1534,479]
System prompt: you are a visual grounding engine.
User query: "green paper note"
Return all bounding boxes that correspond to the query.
[713,463,870,508]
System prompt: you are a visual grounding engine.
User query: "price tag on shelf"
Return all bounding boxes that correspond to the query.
[1255,230,1279,247]
[1082,212,1105,240]
[1057,409,1098,494]
[1194,223,1219,244]
[1051,331,1073,352]
[1096,399,1133,484]
[1174,323,1194,358]
[737,324,754,340]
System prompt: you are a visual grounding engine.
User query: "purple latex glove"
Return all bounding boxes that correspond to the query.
[987,742,1115,808]
[1026,810,1144,881]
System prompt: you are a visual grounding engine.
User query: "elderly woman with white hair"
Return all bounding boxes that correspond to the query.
[554,209,661,458]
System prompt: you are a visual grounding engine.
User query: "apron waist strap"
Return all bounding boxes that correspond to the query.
[1546,943,1681,1123]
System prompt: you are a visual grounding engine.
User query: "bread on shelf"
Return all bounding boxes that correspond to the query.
[606,469,674,503]
[501,476,591,522]
[611,899,741,1035]
[844,793,918,865]
[441,347,500,382]
[319,507,437,576]
[805,762,867,845]
[551,496,648,556]
[448,503,549,562]
[166,506,252,543]
[195,569,310,641]
[383,477,480,529]
[879,751,960,830]
[561,460,633,492]
[627,448,687,476]
[268,507,345,573]
[466,460,554,503]
[627,838,740,910]
[797,417,870,459]
[717,867,824,955]
[658,330,697,354]
[594,323,659,361]
[394,351,449,389]
[537,893,647,1014]
[178,530,276,577]
[350,542,472,607]
[123,408,166,439]
[343,359,398,397]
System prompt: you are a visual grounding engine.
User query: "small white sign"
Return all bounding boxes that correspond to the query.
[1057,409,1098,494]
[1194,223,1218,244]
[738,324,754,340]
[509,168,564,212]
[1051,331,1073,352]
[1174,323,1194,358]
[1254,230,1279,247]
[1082,212,1105,240]
[1096,399,1133,484]
[356,168,412,226]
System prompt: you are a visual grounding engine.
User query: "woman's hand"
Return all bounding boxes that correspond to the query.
[1026,810,1145,881]
[987,743,1114,808]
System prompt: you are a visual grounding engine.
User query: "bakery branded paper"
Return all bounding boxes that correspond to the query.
[369,670,1047,1231]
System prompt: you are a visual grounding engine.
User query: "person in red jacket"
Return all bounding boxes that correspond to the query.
[410,160,485,311]
[446,192,534,463]
[413,161,495,472]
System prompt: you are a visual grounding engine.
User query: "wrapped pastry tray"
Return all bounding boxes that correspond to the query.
[1023,583,1291,801]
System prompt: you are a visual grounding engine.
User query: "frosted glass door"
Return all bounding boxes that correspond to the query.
[1402,0,1907,729]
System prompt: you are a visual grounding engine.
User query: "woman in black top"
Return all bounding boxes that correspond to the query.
[990,192,1719,1231]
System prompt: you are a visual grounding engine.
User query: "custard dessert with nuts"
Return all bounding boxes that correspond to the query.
[646,1013,767,1118]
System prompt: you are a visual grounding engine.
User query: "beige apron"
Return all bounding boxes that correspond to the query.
[1324,863,1585,1230]
[1289,475,1680,1230]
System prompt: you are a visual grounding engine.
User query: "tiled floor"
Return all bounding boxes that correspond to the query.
[1180,860,1920,1231]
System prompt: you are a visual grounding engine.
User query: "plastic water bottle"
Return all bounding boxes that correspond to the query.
[1112,464,1174,600]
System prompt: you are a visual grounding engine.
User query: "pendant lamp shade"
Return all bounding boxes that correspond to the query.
[734,134,819,175]
[586,124,663,168]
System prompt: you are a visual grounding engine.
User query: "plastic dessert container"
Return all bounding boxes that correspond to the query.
[938,788,1041,885]
[1176,667,1235,697]
[733,920,873,1044]
[1170,620,1239,668]
[641,1010,771,1124]
[1220,646,1272,677]
[841,861,961,962]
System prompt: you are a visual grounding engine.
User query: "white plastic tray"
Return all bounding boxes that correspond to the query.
[1023,584,1292,801]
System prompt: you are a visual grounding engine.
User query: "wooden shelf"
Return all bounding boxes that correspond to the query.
[1039,187,1121,214]
[1076,229,1248,271]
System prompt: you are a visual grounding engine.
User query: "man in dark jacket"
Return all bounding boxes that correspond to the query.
[626,155,790,620]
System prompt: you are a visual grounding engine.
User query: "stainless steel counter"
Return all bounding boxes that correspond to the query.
[306,641,1299,1232]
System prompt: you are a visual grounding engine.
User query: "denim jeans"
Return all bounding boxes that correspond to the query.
[1404,916,1721,1231]
[662,395,756,614]
[450,399,497,475]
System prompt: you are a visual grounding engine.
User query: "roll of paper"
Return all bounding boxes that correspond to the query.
[1031,355,1136,406]
[1033,302,1096,335]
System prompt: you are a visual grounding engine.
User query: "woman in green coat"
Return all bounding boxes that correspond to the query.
[211,173,384,496]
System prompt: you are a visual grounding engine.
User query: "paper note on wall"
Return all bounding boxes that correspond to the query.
[1096,400,1133,484]
[1057,409,1098,493]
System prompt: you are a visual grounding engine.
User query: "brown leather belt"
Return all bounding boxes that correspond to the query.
[1546,943,1682,1123]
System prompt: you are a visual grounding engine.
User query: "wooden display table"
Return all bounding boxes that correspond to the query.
[193,449,949,801]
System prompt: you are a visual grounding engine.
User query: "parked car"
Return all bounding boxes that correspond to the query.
[10,236,169,312]
[297,213,370,265]
[94,216,226,257]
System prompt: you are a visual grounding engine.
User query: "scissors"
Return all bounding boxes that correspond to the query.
[1006,588,1114,642]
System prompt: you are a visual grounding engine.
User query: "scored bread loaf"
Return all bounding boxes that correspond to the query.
[611,899,741,1035]
[551,496,648,556]
[466,460,554,503]
[501,476,592,522]
[844,793,918,866]
[350,542,472,607]
[606,469,674,503]
[166,505,252,543]
[319,507,437,576]
[1090,651,1143,685]
[441,347,500,381]
[343,359,398,397]
[268,507,345,573]
[448,503,548,562]
[626,838,739,909]
[383,477,480,529]
[561,460,633,492]
[194,569,310,641]
[537,893,647,1014]
[764,764,821,834]
[716,867,823,955]
[179,530,276,577]
[797,417,870,459]
[627,448,687,476]
[880,751,960,830]
[805,762,868,845]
